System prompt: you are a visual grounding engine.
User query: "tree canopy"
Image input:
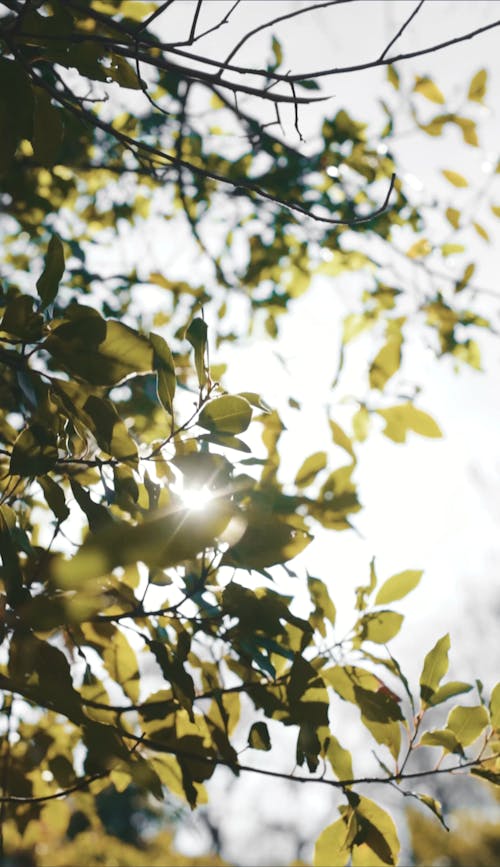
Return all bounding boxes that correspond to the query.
[0,2,499,864]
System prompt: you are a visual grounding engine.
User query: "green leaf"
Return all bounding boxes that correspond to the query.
[352,796,400,866]
[44,308,154,385]
[420,728,463,754]
[314,818,350,867]
[420,634,450,705]
[185,318,208,388]
[36,235,65,309]
[377,403,442,443]
[248,721,271,751]
[0,506,27,607]
[468,68,487,103]
[150,332,176,415]
[361,718,401,762]
[198,395,252,435]
[374,570,423,605]
[32,88,64,167]
[442,169,468,188]
[295,451,327,487]
[353,686,403,723]
[427,681,473,707]
[39,477,70,523]
[83,395,138,466]
[1,295,43,341]
[446,705,490,746]
[414,76,445,104]
[412,794,449,831]
[308,575,336,636]
[10,425,58,476]
[490,682,500,729]
[223,512,311,569]
[357,610,403,644]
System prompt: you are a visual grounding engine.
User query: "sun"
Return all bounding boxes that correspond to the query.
[179,484,214,512]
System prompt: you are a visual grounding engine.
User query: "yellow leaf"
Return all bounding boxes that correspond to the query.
[414,76,445,104]
[473,221,489,242]
[468,68,487,103]
[445,207,461,229]
[442,170,468,188]
[406,239,432,259]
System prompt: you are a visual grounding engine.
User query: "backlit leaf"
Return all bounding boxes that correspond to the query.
[446,704,489,746]
[314,818,350,867]
[490,682,500,729]
[375,570,422,605]
[186,318,208,389]
[36,235,65,308]
[427,681,473,707]
[377,403,442,443]
[420,634,450,705]
[198,395,252,435]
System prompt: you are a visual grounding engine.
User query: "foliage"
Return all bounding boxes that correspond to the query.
[0,2,500,865]
[408,806,500,867]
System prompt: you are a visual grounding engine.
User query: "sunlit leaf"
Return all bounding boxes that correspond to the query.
[442,170,468,187]
[198,395,252,435]
[468,68,487,103]
[446,704,489,746]
[420,634,450,705]
[374,570,422,605]
[414,76,445,104]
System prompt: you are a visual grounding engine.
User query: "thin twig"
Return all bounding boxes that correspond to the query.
[379,0,425,61]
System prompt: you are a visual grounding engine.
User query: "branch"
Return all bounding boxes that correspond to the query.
[0,772,107,805]
[379,0,425,61]
[25,62,396,226]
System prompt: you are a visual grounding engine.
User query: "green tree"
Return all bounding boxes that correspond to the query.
[0,2,499,865]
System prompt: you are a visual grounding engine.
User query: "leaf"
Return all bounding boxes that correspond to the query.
[198,395,252,435]
[420,634,450,705]
[271,36,283,67]
[314,818,350,867]
[150,332,176,415]
[406,239,432,259]
[102,628,140,703]
[473,221,489,242]
[369,333,402,390]
[223,512,311,569]
[36,235,65,308]
[420,729,462,754]
[353,686,403,723]
[468,68,487,103]
[446,207,461,229]
[352,796,400,865]
[308,575,336,636]
[248,721,271,751]
[414,76,445,104]
[377,403,442,443]
[442,170,468,188]
[83,395,138,466]
[446,704,490,746]
[357,610,403,644]
[490,682,500,729]
[185,317,208,388]
[39,477,70,523]
[44,308,154,385]
[295,451,327,487]
[412,794,449,831]
[375,570,423,605]
[387,65,399,90]
[10,425,58,476]
[329,420,356,460]
[324,734,353,781]
[441,243,465,257]
[55,500,242,584]
[32,88,64,167]
[427,681,473,707]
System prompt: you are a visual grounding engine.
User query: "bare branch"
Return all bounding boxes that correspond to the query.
[379,0,425,61]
